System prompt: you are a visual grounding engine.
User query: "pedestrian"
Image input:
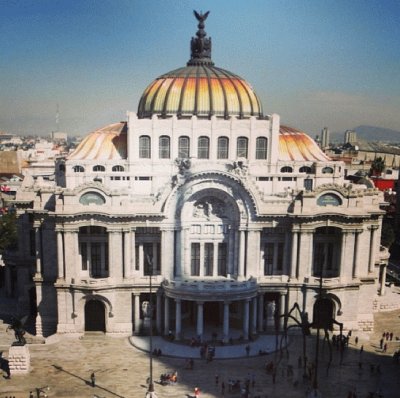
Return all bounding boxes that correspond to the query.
[215,374,219,385]
[245,344,250,356]
[29,392,34,398]
[221,381,225,396]
[380,338,384,349]
[360,345,364,354]
[390,332,393,341]
[355,336,358,345]
[90,372,96,387]
[194,386,200,397]
[383,343,387,353]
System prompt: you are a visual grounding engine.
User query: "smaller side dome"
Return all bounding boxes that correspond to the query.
[68,122,127,161]
[279,125,331,162]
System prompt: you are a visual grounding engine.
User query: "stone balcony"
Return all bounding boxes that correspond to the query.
[162,277,258,301]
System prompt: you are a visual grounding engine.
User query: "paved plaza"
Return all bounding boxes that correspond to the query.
[0,309,400,398]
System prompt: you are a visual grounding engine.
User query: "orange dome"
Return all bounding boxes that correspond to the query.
[137,11,263,120]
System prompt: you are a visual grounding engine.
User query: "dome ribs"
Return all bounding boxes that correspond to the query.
[177,68,192,118]
[202,65,214,118]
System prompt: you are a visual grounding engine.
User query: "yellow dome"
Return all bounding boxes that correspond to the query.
[137,11,263,120]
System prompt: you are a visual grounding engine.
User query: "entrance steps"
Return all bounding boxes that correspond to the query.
[81,331,106,340]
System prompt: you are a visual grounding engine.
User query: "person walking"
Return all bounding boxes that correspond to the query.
[194,386,201,397]
[90,372,96,387]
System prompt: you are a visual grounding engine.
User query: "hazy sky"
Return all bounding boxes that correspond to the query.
[1,0,400,137]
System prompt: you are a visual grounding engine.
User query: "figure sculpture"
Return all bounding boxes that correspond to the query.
[6,315,28,346]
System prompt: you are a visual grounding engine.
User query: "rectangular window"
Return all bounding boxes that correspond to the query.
[159,136,170,159]
[304,178,313,191]
[135,176,152,181]
[218,243,227,276]
[143,243,154,276]
[204,243,214,276]
[264,243,274,275]
[313,243,324,276]
[191,243,200,276]
[90,242,102,277]
[135,244,139,271]
[257,177,273,181]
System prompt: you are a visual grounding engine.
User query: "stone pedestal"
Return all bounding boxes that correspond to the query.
[8,344,30,374]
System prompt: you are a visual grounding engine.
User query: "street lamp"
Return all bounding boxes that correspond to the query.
[145,254,157,398]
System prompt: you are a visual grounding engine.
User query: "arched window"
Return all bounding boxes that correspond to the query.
[139,135,151,158]
[256,137,268,160]
[217,137,229,159]
[178,136,190,158]
[73,165,85,173]
[159,135,170,159]
[198,136,209,159]
[299,166,312,173]
[236,137,248,158]
[280,166,293,173]
[322,166,334,174]
[93,165,105,172]
[112,165,124,172]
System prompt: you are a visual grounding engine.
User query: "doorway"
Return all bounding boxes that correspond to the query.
[85,300,106,332]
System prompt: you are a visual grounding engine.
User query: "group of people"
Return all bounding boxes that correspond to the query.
[159,370,178,385]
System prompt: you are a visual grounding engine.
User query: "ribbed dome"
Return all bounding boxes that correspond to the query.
[137,11,263,119]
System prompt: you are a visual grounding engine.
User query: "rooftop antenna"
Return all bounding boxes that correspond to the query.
[55,103,60,132]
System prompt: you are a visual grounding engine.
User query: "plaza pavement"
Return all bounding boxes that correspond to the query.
[0,310,400,398]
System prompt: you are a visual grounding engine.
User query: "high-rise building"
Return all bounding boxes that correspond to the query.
[345,130,357,144]
[321,127,330,148]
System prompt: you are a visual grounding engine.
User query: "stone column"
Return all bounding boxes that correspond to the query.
[246,229,261,277]
[223,301,230,343]
[196,301,204,339]
[164,296,170,335]
[251,297,257,336]
[339,231,348,280]
[56,228,64,279]
[368,226,378,273]
[63,229,78,281]
[380,264,387,295]
[175,299,182,341]
[108,229,123,279]
[353,229,362,278]
[134,293,140,334]
[34,222,42,276]
[213,242,218,277]
[156,292,162,333]
[238,230,246,278]
[290,231,298,279]
[138,243,144,276]
[279,293,286,330]
[131,228,137,276]
[257,294,264,332]
[227,228,235,276]
[161,226,175,279]
[123,228,131,278]
[184,227,191,276]
[243,299,250,340]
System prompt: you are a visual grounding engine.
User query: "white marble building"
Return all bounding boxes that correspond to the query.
[4,12,389,339]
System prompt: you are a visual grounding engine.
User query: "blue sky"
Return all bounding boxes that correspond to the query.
[1,0,399,137]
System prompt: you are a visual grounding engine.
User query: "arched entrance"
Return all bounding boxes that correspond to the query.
[204,302,221,327]
[313,298,335,330]
[85,300,106,332]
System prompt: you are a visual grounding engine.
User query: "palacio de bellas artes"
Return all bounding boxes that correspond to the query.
[1,10,392,344]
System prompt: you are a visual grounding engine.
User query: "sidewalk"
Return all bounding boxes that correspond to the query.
[130,334,283,359]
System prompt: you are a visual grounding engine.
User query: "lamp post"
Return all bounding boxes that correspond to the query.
[145,255,157,398]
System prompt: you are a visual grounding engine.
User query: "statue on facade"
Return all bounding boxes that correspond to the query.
[6,315,28,346]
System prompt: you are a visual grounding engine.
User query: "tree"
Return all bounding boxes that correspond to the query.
[370,157,385,176]
[0,212,17,255]
[381,222,395,249]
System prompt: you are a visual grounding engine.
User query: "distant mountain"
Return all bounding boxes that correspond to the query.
[331,125,400,143]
